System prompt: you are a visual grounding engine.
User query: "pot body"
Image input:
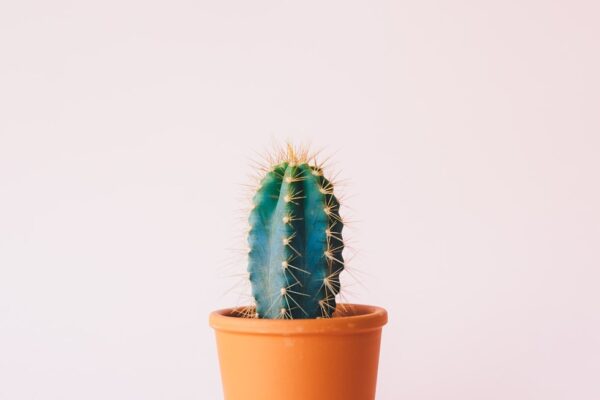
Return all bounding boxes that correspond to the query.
[209,304,387,400]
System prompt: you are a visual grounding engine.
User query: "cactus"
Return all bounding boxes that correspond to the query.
[247,146,344,319]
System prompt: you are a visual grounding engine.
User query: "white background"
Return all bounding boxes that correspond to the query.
[1,1,599,399]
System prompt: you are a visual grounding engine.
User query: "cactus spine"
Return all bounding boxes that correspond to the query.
[247,147,344,319]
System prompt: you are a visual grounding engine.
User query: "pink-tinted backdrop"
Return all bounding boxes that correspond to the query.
[1,1,598,399]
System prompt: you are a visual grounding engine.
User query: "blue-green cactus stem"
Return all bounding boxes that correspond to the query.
[247,161,344,319]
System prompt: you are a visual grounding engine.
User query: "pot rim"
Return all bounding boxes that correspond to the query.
[209,303,387,336]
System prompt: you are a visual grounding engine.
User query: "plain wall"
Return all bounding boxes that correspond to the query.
[1,1,599,399]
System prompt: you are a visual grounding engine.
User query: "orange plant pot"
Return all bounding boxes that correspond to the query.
[209,304,387,400]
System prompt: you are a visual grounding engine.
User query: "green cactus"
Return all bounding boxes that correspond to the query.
[247,146,344,319]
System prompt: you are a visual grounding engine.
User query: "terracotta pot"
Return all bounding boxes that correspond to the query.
[209,303,387,400]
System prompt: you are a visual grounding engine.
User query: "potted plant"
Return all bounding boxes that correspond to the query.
[209,145,388,400]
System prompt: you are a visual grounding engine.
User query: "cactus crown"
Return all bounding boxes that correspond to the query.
[246,145,344,319]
